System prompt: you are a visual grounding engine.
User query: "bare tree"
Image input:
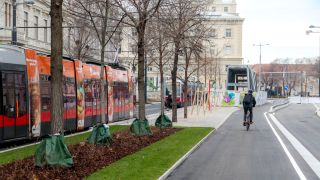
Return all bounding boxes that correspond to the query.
[145,10,173,119]
[161,0,206,122]
[115,0,162,134]
[63,18,95,61]
[179,23,209,118]
[67,0,125,125]
[35,0,73,168]
[50,0,64,135]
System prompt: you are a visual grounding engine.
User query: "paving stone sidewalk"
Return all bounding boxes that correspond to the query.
[110,106,239,129]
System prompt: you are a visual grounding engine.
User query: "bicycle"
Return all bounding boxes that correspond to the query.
[245,111,251,131]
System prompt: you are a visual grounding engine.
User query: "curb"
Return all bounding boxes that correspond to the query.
[0,127,94,154]
[158,129,215,180]
[269,100,290,113]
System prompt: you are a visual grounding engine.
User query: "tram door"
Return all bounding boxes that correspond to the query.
[0,71,28,140]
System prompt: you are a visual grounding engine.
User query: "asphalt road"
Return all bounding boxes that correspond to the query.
[274,103,320,179]
[167,104,320,180]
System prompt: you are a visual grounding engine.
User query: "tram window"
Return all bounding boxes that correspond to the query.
[84,79,93,107]
[64,81,76,96]
[15,73,27,117]
[64,77,76,110]
[2,73,15,118]
[40,75,51,112]
[41,97,50,111]
[65,96,76,109]
[40,75,50,81]
[95,79,101,106]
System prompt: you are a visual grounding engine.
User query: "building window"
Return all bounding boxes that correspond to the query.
[34,16,38,40]
[132,28,137,36]
[131,44,137,53]
[210,29,216,38]
[24,12,28,37]
[212,7,216,12]
[224,45,232,55]
[224,7,229,12]
[147,67,153,72]
[225,28,232,37]
[5,3,12,27]
[44,19,48,42]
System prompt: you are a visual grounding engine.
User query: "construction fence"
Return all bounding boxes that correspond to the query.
[189,90,267,115]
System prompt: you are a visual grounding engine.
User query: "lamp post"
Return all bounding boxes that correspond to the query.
[253,43,269,91]
[12,0,35,45]
[306,25,320,97]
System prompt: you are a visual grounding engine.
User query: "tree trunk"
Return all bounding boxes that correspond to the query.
[50,0,64,134]
[137,24,146,120]
[159,56,165,115]
[99,1,109,124]
[100,48,106,124]
[183,78,188,119]
[171,42,179,122]
[183,52,189,119]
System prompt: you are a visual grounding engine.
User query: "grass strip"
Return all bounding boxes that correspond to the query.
[88,127,213,180]
[0,125,128,165]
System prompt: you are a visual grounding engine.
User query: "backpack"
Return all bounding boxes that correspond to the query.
[243,94,252,106]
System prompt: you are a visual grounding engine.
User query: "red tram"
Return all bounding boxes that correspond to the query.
[0,45,134,142]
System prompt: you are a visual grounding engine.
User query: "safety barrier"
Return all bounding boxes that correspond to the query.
[189,90,268,116]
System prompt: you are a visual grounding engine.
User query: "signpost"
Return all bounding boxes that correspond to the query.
[284,85,289,97]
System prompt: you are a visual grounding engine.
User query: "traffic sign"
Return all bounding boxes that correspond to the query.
[284,85,289,92]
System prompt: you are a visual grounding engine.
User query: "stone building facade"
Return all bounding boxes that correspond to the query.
[0,0,51,52]
[118,0,244,100]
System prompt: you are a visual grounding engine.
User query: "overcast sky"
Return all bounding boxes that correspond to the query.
[237,0,320,64]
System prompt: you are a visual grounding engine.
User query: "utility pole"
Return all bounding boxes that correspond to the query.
[12,0,17,45]
[204,51,207,88]
[144,51,147,103]
[253,43,269,91]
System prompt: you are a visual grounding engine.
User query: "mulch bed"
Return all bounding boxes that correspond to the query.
[0,127,180,180]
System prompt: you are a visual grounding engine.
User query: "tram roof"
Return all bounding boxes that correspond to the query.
[0,45,26,65]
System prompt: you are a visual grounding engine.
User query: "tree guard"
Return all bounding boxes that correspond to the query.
[87,124,113,146]
[35,134,73,168]
[130,119,152,136]
[155,114,172,128]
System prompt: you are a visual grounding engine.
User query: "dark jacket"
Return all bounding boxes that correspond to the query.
[243,94,256,108]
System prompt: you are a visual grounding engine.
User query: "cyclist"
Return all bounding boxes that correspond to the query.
[242,90,256,126]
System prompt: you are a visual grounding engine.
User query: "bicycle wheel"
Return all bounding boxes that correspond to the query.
[246,113,250,131]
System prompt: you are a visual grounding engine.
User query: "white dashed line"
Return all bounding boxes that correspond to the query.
[264,112,307,180]
[269,113,320,179]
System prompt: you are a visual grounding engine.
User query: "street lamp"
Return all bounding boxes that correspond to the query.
[12,0,35,45]
[253,43,270,91]
[306,25,320,97]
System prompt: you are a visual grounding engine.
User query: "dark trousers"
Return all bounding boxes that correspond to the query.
[243,107,253,122]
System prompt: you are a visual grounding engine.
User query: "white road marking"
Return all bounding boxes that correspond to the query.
[264,112,307,180]
[269,113,320,178]
[312,103,320,114]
